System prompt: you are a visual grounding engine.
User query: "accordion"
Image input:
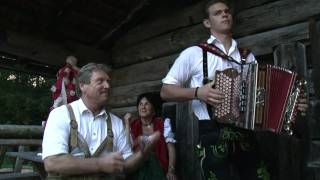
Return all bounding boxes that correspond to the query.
[213,62,304,135]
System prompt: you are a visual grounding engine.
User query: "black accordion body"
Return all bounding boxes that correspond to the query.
[213,62,303,135]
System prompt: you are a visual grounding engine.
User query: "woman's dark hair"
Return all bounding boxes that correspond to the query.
[136,92,163,117]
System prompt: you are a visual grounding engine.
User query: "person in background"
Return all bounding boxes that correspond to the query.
[51,55,80,110]
[42,63,160,179]
[124,92,177,180]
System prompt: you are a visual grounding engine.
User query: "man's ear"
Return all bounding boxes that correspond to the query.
[203,19,211,28]
[79,83,85,93]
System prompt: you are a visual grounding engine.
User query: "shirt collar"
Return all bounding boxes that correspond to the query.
[207,35,238,55]
[78,98,107,118]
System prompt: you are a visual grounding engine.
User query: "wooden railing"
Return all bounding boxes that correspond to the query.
[0,125,45,180]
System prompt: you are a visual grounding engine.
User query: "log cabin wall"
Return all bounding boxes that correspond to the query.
[110,0,320,179]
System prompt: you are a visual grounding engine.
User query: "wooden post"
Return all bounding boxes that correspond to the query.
[175,101,201,180]
[273,42,308,78]
[0,146,8,168]
[272,42,308,180]
[14,146,25,173]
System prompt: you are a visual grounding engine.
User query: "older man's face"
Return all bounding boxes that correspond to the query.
[80,70,111,106]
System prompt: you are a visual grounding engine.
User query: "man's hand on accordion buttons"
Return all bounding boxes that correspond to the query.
[198,82,224,107]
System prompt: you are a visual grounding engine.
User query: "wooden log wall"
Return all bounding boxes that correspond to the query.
[109,0,320,117]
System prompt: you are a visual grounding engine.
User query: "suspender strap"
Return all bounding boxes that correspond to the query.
[66,104,78,149]
[202,49,209,85]
[93,112,114,157]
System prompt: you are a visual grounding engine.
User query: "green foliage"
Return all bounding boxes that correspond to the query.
[0,69,54,125]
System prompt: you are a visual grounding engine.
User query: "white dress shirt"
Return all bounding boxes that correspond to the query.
[162,35,256,120]
[42,99,132,160]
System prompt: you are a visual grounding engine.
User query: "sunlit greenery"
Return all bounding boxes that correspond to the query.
[0,69,54,125]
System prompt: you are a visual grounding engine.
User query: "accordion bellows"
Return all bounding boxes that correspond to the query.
[213,63,299,134]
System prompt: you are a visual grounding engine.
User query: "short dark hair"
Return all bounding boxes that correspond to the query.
[204,0,229,18]
[136,92,163,117]
[78,63,111,85]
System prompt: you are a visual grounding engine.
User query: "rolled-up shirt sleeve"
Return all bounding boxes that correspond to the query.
[163,118,176,143]
[42,106,70,160]
[162,47,196,86]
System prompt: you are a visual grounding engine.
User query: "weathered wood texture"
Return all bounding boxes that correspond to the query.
[112,20,312,68]
[310,19,320,99]
[0,125,43,139]
[273,43,308,80]
[114,0,277,49]
[109,80,161,108]
[108,21,314,108]
[234,0,320,37]
[113,1,206,48]
[1,31,108,67]
[175,102,201,180]
[112,0,320,67]
[0,139,42,146]
[110,106,137,119]
[111,54,176,87]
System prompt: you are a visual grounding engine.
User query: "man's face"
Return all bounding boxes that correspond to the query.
[203,2,233,34]
[80,70,111,106]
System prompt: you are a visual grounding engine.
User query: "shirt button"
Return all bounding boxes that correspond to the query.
[93,132,96,136]
[91,148,93,151]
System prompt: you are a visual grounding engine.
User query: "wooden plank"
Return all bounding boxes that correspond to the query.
[113,20,310,68]
[238,22,309,56]
[111,54,177,87]
[114,0,276,48]
[175,101,200,180]
[0,125,43,139]
[14,146,25,173]
[310,19,320,99]
[113,1,206,48]
[110,106,137,119]
[273,42,308,78]
[113,0,320,67]
[235,0,276,10]
[0,146,8,168]
[234,0,320,37]
[0,139,42,146]
[112,25,207,67]
[108,80,162,108]
[2,30,107,67]
[0,172,40,180]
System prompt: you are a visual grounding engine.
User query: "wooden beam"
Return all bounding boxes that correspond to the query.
[113,1,206,48]
[238,21,310,56]
[110,106,137,118]
[234,0,320,37]
[0,139,42,146]
[1,30,107,68]
[310,18,320,99]
[112,21,311,68]
[95,0,151,48]
[0,125,43,139]
[111,54,177,87]
[108,80,161,108]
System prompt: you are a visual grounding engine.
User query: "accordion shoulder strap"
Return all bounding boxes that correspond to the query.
[198,42,251,83]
